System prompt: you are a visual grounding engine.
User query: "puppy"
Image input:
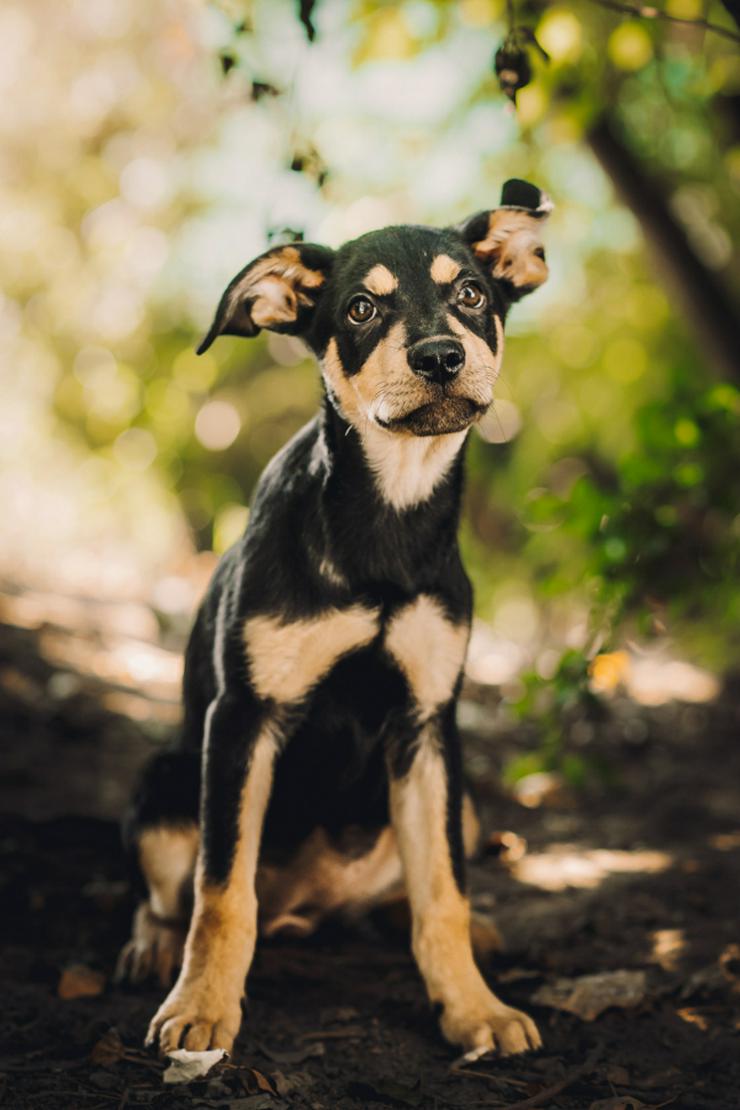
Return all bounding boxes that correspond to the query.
[117,178,551,1061]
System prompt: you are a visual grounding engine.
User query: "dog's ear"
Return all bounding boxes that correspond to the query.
[455,179,552,299]
[196,242,334,354]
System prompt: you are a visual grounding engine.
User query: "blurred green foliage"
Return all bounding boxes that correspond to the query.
[3,0,739,712]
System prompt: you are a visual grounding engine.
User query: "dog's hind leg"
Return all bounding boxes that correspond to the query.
[116,750,200,986]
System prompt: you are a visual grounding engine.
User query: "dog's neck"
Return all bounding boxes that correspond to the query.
[313,397,467,591]
[318,396,468,512]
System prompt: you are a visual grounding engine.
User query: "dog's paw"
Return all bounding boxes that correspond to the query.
[115,904,186,987]
[145,979,242,1055]
[442,997,541,1059]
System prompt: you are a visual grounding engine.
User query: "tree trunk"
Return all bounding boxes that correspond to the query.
[587,115,740,383]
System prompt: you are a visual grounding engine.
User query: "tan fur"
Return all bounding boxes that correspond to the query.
[390,737,541,1056]
[321,326,412,429]
[116,902,188,986]
[116,824,198,987]
[138,825,198,920]
[385,595,469,716]
[363,263,398,295]
[446,312,503,407]
[321,335,472,510]
[430,254,462,284]
[229,246,326,330]
[361,424,469,510]
[146,729,277,1054]
[258,826,403,936]
[470,211,548,290]
[244,605,380,702]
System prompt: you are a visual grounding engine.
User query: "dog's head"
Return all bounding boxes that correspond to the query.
[198,179,551,438]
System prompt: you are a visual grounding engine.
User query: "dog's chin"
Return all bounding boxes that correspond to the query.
[379,397,487,437]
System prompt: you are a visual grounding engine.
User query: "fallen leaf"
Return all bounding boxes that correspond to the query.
[58,964,106,1000]
[272,1069,315,1096]
[251,1068,276,1093]
[162,1048,228,1084]
[90,1028,124,1067]
[676,1006,710,1031]
[533,970,648,1021]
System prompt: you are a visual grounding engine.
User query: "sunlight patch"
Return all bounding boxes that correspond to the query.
[512,844,672,892]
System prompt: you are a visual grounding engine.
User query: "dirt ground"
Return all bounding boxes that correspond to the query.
[1,595,739,1110]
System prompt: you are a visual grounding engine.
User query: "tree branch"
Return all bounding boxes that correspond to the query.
[587,0,740,45]
[588,114,740,384]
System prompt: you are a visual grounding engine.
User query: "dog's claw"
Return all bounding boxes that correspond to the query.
[146,981,241,1056]
[442,998,541,1059]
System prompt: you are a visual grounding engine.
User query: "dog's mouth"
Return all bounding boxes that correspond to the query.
[377,394,488,437]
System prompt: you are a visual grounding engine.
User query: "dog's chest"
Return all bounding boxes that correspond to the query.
[243,594,468,714]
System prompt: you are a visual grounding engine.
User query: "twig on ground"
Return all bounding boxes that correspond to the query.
[452,1043,604,1110]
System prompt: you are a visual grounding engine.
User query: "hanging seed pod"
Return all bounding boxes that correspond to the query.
[494,37,532,103]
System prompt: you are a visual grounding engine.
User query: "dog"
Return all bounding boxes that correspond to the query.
[116,178,551,1062]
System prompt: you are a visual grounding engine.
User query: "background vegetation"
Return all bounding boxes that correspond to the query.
[3,0,738,773]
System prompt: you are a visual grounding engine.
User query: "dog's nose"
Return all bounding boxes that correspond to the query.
[407,338,465,384]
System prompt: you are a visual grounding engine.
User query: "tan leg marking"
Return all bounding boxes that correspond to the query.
[363,263,398,295]
[390,738,541,1056]
[244,605,379,702]
[385,595,469,715]
[116,825,198,987]
[430,254,461,284]
[139,825,199,920]
[146,730,276,1054]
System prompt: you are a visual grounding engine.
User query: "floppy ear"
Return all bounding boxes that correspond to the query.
[196,242,334,354]
[456,179,552,298]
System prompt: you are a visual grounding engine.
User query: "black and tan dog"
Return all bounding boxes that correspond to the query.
[117,179,551,1061]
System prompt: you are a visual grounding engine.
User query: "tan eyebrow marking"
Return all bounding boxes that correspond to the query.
[363,264,398,296]
[430,254,462,284]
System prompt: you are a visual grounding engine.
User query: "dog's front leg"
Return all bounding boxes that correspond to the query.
[146,690,277,1055]
[389,711,541,1059]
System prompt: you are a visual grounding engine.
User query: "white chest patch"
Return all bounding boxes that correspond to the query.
[244,605,380,702]
[360,424,468,511]
[385,595,469,716]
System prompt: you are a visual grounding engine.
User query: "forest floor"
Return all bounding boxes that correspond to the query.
[1,585,739,1110]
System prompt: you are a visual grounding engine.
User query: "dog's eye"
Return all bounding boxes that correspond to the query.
[347,297,377,325]
[458,283,485,309]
